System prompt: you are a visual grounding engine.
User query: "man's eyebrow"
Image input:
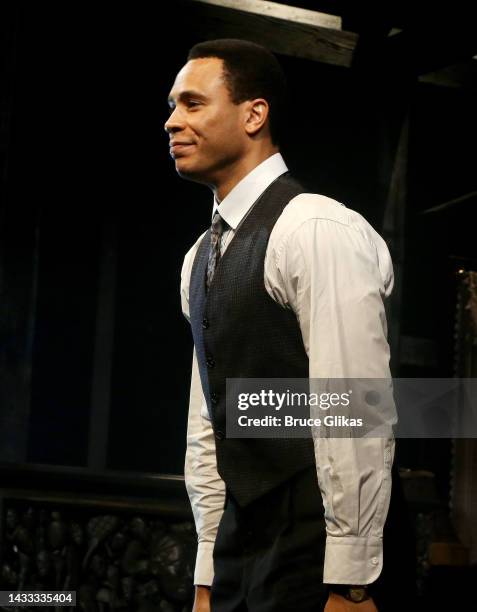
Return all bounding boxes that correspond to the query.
[167,90,208,105]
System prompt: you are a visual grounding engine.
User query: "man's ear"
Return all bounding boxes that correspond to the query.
[244,98,270,137]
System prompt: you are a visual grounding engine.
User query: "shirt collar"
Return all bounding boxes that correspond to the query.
[212,153,288,229]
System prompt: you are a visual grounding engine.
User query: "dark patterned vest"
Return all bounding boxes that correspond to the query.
[189,173,315,506]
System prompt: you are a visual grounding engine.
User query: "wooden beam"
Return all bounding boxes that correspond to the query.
[188,0,477,84]
[193,0,342,30]
[187,0,357,67]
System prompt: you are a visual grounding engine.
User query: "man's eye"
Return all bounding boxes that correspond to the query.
[188,101,201,108]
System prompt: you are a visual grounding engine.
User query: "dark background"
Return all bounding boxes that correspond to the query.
[0,3,476,498]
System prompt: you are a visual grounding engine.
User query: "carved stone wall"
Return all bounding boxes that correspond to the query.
[0,497,196,612]
[0,468,197,612]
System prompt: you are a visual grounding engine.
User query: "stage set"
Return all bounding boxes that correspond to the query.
[0,1,476,610]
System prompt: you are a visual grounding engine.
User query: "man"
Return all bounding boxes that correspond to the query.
[165,39,395,611]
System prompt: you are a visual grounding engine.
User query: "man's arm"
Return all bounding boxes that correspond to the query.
[180,237,226,591]
[185,348,226,587]
[265,194,395,586]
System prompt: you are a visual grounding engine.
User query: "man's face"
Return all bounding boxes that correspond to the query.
[165,57,247,184]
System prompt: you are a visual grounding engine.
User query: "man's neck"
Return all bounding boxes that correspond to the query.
[213,146,279,202]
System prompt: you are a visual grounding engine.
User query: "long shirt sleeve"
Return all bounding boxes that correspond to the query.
[181,234,226,586]
[264,193,396,584]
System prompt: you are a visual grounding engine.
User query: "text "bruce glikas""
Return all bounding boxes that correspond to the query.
[236,390,364,428]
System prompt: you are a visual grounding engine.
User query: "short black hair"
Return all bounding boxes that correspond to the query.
[187,39,287,145]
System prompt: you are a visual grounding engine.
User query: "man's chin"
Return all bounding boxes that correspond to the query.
[175,161,207,184]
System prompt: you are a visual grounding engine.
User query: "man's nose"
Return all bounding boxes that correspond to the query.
[164,107,184,133]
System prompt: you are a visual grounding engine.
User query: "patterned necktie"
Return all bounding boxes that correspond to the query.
[206,211,227,290]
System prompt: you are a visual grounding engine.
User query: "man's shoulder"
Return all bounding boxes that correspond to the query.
[273,191,387,254]
[283,192,351,226]
[268,191,394,295]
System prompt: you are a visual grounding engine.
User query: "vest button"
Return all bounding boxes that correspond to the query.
[210,393,219,404]
[215,430,225,440]
[202,317,209,329]
[206,357,215,368]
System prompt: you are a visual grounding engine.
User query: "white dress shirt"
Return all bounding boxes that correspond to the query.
[180,152,395,587]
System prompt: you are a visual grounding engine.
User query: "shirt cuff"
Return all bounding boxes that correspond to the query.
[193,541,215,586]
[323,535,383,585]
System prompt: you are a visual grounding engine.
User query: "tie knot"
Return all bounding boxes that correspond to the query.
[211,211,227,236]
